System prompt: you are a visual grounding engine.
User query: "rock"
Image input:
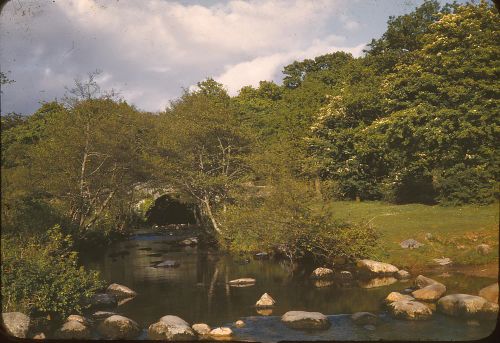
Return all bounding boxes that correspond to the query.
[388,300,433,320]
[310,267,334,279]
[385,292,415,304]
[98,315,140,339]
[106,283,137,299]
[192,323,211,335]
[90,293,118,310]
[402,288,415,294]
[33,332,46,339]
[255,293,276,308]
[1,312,31,338]
[351,312,379,325]
[281,311,330,330]
[425,233,433,240]
[433,257,452,265]
[364,324,376,331]
[91,311,117,321]
[148,315,196,340]
[228,278,256,286]
[358,277,397,288]
[396,270,411,279]
[438,294,499,318]
[156,260,180,268]
[400,239,424,249]
[234,320,245,328]
[256,309,273,316]
[479,283,498,304]
[356,259,399,276]
[118,297,135,306]
[179,237,198,246]
[424,302,437,311]
[254,252,269,260]
[414,275,439,289]
[67,314,93,327]
[412,283,446,302]
[476,244,492,255]
[210,327,233,337]
[339,271,353,279]
[55,320,91,339]
[467,320,480,326]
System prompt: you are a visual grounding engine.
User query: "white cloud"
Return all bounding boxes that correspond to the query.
[1,0,367,114]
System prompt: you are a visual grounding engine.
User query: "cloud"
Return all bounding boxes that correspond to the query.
[0,0,367,114]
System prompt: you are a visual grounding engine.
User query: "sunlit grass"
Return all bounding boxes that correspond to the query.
[319,201,499,268]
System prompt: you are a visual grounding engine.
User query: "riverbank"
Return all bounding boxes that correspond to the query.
[319,201,499,269]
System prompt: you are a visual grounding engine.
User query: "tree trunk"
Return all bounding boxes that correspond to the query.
[202,197,221,234]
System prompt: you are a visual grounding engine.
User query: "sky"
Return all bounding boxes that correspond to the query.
[0,0,462,115]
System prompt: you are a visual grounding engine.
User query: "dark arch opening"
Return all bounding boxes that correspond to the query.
[146,194,197,226]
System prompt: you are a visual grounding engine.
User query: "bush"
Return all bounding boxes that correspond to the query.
[1,225,104,320]
[218,179,378,263]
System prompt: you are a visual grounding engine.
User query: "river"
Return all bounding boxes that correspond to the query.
[80,229,497,341]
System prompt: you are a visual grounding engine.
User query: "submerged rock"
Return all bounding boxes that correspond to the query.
[192,323,211,335]
[90,293,118,310]
[438,294,499,318]
[235,320,245,328]
[148,315,195,340]
[179,237,198,246]
[156,260,180,268]
[356,259,399,276]
[281,311,330,330]
[106,283,137,299]
[310,267,334,280]
[388,300,433,320]
[358,276,397,288]
[479,283,498,304]
[1,312,31,338]
[414,275,440,289]
[228,278,256,286]
[256,308,273,316]
[55,320,91,339]
[396,270,411,279]
[98,315,140,339]
[314,280,335,288]
[255,293,276,308]
[412,283,446,302]
[351,312,379,325]
[385,292,414,304]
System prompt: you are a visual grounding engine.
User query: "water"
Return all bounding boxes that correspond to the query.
[80,231,498,341]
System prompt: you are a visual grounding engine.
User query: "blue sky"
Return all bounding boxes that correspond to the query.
[0,0,466,114]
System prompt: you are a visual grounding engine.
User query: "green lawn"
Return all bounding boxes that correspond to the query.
[322,201,499,269]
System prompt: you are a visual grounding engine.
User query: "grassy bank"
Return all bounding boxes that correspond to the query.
[321,201,499,269]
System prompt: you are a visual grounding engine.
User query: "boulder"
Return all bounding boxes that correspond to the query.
[356,259,399,276]
[388,300,433,320]
[90,293,118,310]
[148,315,196,340]
[400,239,424,249]
[106,283,137,299]
[1,312,31,338]
[476,244,492,255]
[97,315,140,339]
[210,327,233,337]
[67,314,93,327]
[156,260,180,268]
[350,312,379,325]
[358,277,397,288]
[438,294,499,318]
[385,292,414,304]
[192,323,211,335]
[396,270,411,279]
[91,311,117,321]
[55,320,91,339]
[281,311,330,330]
[254,252,269,260]
[228,278,256,286]
[255,293,276,308]
[479,283,498,304]
[412,283,446,302]
[414,275,439,289]
[234,320,245,328]
[310,267,334,280]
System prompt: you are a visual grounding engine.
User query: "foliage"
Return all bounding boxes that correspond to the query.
[218,178,378,264]
[1,226,104,320]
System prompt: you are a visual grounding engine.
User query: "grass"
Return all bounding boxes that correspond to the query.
[321,201,499,269]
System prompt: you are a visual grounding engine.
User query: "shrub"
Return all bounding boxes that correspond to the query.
[1,225,104,320]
